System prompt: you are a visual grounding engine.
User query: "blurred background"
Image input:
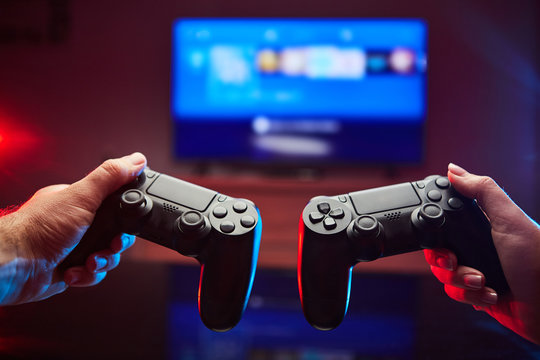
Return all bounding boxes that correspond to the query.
[0,0,538,359]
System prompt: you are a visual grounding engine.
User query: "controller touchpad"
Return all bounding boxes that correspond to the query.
[349,183,421,214]
[147,174,217,211]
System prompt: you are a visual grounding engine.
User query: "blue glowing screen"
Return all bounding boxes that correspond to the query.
[171,19,427,164]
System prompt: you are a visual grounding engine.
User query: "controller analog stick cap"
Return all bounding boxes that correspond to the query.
[418,203,445,227]
[121,190,146,210]
[179,211,205,232]
[353,215,380,238]
[349,215,383,261]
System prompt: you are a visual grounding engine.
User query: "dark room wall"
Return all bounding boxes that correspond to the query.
[0,1,537,257]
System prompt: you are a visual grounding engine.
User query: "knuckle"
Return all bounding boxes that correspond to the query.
[478,175,496,189]
[99,159,123,179]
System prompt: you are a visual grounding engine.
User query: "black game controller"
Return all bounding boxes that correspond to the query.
[58,168,262,332]
[298,175,509,330]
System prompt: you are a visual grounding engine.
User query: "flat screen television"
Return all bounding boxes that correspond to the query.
[171,19,427,166]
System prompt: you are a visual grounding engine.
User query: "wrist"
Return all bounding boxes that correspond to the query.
[0,213,23,304]
[0,213,38,305]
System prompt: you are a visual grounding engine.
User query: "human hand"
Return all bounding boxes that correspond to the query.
[0,152,147,305]
[424,163,540,343]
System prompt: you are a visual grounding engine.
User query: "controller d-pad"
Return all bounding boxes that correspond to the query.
[309,212,325,223]
[303,198,352,234]
[317,202,331,214]
[329,208,344,219]
[323,218,337,230]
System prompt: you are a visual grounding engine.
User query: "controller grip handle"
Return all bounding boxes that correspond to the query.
[299,226,353,330]
[198,231,258,332]
[57,210,120,272]
[444,206,510,295]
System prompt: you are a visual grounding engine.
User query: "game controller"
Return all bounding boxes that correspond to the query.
[298,175,509,330]
[58,168,262,332]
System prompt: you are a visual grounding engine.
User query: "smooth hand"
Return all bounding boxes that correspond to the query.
[424,163,540,343]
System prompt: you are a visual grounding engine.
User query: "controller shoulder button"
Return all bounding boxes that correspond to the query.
[220,221,235,233]
[233,201,248,213]
[329,208,345,219]
[435,177,450,189]
[309,212,325,223]
[317,202,331,214]
[427,189,442,202]
[448,197,464,210]
[240,215,256,228]
[212,206,228,218]
[323,217,337,230]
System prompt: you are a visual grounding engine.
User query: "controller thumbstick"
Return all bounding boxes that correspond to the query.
[417,203,445,228]
[352,215,381,238]
[178,211,206,233]
[120,189,152,216]
[348,215,383,261]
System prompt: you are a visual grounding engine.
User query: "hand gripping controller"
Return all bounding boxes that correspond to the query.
[58,168,262,332]
[298,175,509,330]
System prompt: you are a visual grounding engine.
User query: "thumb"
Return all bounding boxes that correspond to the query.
[447,163,530,234]
[67,152,147,213]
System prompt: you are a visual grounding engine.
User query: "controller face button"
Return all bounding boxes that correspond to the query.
[233,201,248,213]
[427,190,442,202]
[179,211,205,232]
[240,215,256,228]
[213,206,228,218]
[323,217,337,230]
[435,177,450,189]
[329,208,345,219]
[448,197,464,210]
[317,202,331,214]
[309,212,325,223]
[415,181,425,189]
[220,221,235,233]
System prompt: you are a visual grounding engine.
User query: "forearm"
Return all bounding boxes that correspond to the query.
[0,213,26,305]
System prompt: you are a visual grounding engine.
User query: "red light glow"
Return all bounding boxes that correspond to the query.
[0,117,45,167]
[297,215,305,306]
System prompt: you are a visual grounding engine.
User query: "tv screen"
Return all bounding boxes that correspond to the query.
[171,19,427,165]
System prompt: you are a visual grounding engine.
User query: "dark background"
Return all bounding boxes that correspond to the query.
[0,0,538,358]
